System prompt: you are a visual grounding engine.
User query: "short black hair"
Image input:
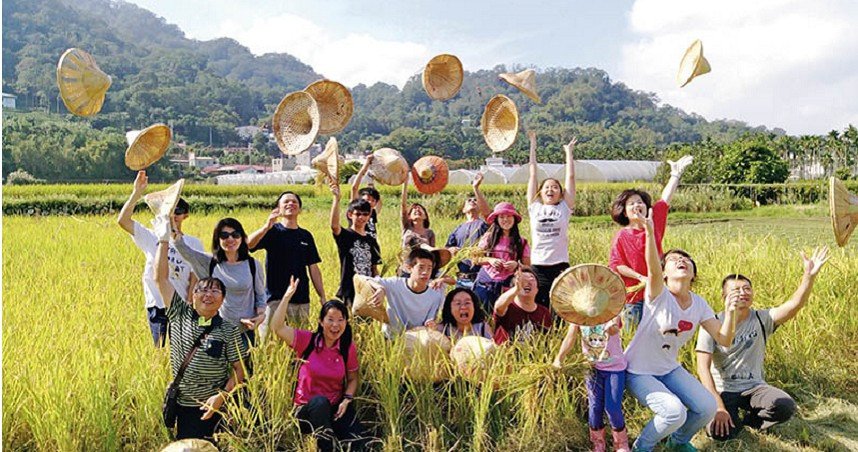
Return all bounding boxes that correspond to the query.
[195,277,226,294]
[406,247,437,271]
[174,198,190,215]
[721,274,752,292]
[611,189,652,226]
[358,187,380,202]
[440,287,487,327]
[276,191,302,208]
[661,248,698,281]
[347,199,372,214]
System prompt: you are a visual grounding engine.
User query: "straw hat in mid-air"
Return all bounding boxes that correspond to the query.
[499,68,542,104]
[304,79,354,135]
[829,176,858,247]
[144,179,185,218]
[272,91,320,155]
[411,155,449,195]
[550,264,626,326]
[481,95,519,153]
[677,39,711,88]
[422,54,464,101]
[311,137,344,185]
[56,48,112,117]
[367,148,410,186]
[125,124,172,170]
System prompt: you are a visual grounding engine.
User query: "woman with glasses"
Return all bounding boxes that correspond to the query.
[175,217,266,348]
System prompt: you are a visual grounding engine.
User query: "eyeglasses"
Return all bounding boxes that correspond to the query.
[194,288,223,295]
[218,230,242,240]
[352,211,371,217]
[465,198,477,204]
[665,255,693,264]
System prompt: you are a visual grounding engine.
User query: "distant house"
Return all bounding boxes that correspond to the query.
[2,93,17,109]
[201,164,270,176]
[235,125,263,141]
[188,151,218,168]
[295,143,322,168]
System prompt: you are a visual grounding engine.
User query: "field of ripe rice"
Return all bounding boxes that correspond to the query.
[3,197,857,451]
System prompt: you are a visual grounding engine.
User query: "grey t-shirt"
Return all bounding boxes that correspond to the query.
[696,308,776,393]
[374,277,444,339]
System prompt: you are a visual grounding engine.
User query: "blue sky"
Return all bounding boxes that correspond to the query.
[126,0,857,135]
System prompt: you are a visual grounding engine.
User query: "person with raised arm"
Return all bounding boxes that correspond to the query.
[269,277,367,451]
[696,247,829,441]
[492,266,552,344]
[247,191,325,331]
[330,182,382,307]
[152,214,247,441]
[117,170,205,347]
[349,154,382,241]
[526,131,577,309]
[445,172,492,288]
[623,210,737,452]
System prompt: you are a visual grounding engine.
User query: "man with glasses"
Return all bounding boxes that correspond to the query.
[248,191,325,334]
[117,171,205,347]
[330,182,382,307]
[445,172,492,288]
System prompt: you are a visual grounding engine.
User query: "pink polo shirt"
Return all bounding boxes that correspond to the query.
[609,200,669,304]
[290,329,359,406]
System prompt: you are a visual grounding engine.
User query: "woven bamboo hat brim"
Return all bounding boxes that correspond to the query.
[411,155,449,194]
[677,39,711,88]
[450,336,495,378]
[304,80,354,134]
[56,48,112,117]
[418,243,453,268]
[422,54,464,101]
[829,177,858,247]
[481,95,519,153]
[311,137,343,184]
[144,179,185,218]
[352,275,389,323]
[125,124,172,170]
[550,264,626,326]
[161,439,219,452]
[272,91,320,155]
[499,69,541,104]
[367,147,409,186]
[403,327,452,382]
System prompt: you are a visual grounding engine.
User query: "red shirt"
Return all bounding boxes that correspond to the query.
[290,329,359,406]
[609,199,669,304]
[493,301,553,344]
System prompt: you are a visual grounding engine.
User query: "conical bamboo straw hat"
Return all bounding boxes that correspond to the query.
[422,54,464,101]
[311,137,344,184]
[550,264,626,326]
[272,91,320,155]
[499,69,541,104]
[418,243,453,268]
[481,95,519,153]
[125,124,172,170]
[677,39,711,88]
[403,326,452,382]
[161,439,218,452]
[411,155,449,194]
[56,48,112,117]
[829,177,858,247]
[450,335,495,378]
[304,79,354,134]
[367,147,409,186]
[144,179,185,218]
[352,275,389,323]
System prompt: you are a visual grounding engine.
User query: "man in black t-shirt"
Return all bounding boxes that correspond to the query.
[248,191,325,335]
[331,183,382,306]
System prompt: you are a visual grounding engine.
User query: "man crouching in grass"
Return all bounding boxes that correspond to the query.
[695,247,830,441]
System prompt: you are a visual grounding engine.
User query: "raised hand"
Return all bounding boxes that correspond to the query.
[668,155,694,177]
[564,137,578,152]
[330,180,341,199]
[472,172,484,189]
[266,207,280,228]
[802,246,830,277]
[152,214,171,242]
[132,170,148,196]
[643,208,655,232]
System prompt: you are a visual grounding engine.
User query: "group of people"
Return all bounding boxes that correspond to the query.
[119,133,830,451]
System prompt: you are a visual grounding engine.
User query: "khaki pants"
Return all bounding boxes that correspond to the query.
[258,299,311,342]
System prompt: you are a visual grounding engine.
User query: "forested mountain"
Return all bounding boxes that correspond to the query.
[3,0,799,182]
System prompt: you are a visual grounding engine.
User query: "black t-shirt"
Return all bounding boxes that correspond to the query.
[251,224,321,304]
[334,227,382,304]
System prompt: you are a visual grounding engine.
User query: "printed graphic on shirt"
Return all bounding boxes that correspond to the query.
[660,319,694,350]
[534,209,563,238]
[581,325,611,363]
[351,240,373,276]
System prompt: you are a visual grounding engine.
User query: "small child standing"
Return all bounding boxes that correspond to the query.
[553,318,629,452]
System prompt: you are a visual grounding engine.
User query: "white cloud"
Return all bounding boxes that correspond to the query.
[619,0,858,134]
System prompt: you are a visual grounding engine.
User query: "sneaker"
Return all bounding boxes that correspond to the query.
[665,436,698,452]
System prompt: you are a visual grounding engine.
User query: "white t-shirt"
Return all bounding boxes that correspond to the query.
[131,221,204,309]
[528,201,571,266]
[625,287,715,375]
[374,277,444,339]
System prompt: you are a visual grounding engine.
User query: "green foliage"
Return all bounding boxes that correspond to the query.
[5,169,44,185]
[718,143,790,184]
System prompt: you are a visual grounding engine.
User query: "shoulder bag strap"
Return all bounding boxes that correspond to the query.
[755,310,767,345]
[173,323,216,386]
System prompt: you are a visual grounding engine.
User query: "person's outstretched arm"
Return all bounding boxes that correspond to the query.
[563,137,577,210]
[527,131,538,203]
[552,323,580,367]
[400,177,409,232]
[117,171,147,235]
[331,182,343,236]
[350,154,373,202]
[696,351,733,437]
[770,246,829,327]
[660,155,693,204]
[494,269,522,317]
[643,209,664,301]
[153,215,176,307]
[247,208,279,250]
[472,172,492,219]
[270,277,299,346]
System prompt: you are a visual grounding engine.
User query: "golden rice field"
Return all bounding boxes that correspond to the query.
[3,195,858,451]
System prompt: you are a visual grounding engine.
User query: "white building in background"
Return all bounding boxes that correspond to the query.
[188,151,218,168]
[2,93,16,109]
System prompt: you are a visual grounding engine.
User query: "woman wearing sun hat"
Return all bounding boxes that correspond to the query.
[471,202,531,313]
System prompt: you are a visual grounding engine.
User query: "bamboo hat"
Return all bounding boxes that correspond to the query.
[272,91,320,155]
[367,147,409,186]
[403,326,452,382]
[422,54,464,101]
[829,177,858,247]
[481,95,519,153]
[304,79,354,134]
[550,264,625,326]
[144,179,185,218]
[411,155,449,194]
[161,439,219,452]
[56,48,112,117]
[418,243,453,269]
[450,336,495,378]
[499,69,542,104]
[677,39,711,88]
[311,137,344,184]
[125,124,172,170]
[352,275,389,323]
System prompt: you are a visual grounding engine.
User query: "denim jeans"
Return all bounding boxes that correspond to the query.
[586,368,626,430]
[474,279,509,314]
[147,307,168,347]
[626,366,717,451]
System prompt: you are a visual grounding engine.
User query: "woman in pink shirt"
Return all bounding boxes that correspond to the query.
[472,202,531,314]
[270,277,367,451]
[609,155,693,328]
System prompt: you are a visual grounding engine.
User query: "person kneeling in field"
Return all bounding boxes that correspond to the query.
[492,267,553,344]
[696,247,830,441]
[365,247,446,338]
[437,287,493,340]
[152,215,248,442]
[270,277,368,451]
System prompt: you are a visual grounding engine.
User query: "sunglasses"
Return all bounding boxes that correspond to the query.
[352,211,371,217]
[218,230,242,240]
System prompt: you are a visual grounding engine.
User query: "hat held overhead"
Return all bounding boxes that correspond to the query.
[312,137,344,185]
[499,68,541,104]
[272,91,320,155]
[829,177,858,247]
[677,39,711,88]
[144,179,185,219]
[422,54,464,101]
[56,48,112,117]
[125,124,172,170]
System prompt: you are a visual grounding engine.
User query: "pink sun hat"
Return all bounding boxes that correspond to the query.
[486,202,522,224]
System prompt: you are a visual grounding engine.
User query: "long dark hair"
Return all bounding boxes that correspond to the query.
[302,300,353,364]
[408,203,430,228]
[211,217,250,263]
[482,216,525,261]
[440,288,486,327]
